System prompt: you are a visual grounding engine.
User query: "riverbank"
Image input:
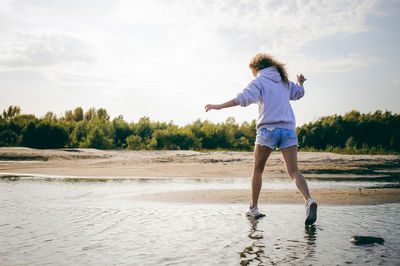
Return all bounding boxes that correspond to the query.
[1,147,399,205]
[1,147,399,178]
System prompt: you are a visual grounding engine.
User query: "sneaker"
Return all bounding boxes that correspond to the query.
[305,199,317,225]
[245,205,262,217]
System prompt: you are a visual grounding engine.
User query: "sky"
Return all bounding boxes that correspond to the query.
[1,0,400,126]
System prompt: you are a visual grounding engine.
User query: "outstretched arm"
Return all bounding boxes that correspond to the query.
[289,73,307,100]
[205,99,238,112]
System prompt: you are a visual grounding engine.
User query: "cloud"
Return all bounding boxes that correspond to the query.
[0,30,113,87]
[288,53,370,74]
[0,31,95,68]
[113,0,377,56]
[312,57,369,73]
[105,0,381,80]
[393,75,400,85]
[0,0,16,17]
[0,0,382,90]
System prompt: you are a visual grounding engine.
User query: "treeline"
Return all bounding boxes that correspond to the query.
[0,106,256,151]
[297,110,400,154]
[0,106,399,154]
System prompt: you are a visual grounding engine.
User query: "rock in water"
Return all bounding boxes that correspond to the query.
[350,236,385,245]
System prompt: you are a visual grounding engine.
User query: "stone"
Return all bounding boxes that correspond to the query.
[350,236,384,245]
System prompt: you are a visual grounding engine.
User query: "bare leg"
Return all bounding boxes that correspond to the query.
[280,145,311,202]
[251,144,273,208]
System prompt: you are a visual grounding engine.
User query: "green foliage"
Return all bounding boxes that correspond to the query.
[0,130,18,146]
[73,118,115,149]
[21,121,69,149]
[345,137,356,150]
[126,135,143,150]
[1,105,21,121]
[1,105,398,154]
[132,116,154,139]
[236,136,251,150]
[113,115,133,148]
[63,107,85,122]
[73,107,84,122]
[70,120,89,147]
[64,110,74,121]
[44,112,57,121]
[180,118,253,150]
[149,127,202,150]
[297,110,400,154]
[84,107,96,121]
[97,108,110,121]
[79,126,113,149]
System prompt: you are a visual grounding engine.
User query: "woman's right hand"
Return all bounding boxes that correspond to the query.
[204,104,221,112]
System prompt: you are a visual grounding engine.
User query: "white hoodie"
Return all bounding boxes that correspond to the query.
[234,66,304,130]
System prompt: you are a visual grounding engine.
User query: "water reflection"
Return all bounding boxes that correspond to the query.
[304,225,317,259]
[240,217,319,265]
[240,217,265,265]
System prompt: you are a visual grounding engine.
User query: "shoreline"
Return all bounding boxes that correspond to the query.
[1,147,399,178]
[0,171,394,180]
[134,188,400,205]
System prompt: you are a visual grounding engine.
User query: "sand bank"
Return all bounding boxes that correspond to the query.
[0,147,399,178]
[135,188,400,205]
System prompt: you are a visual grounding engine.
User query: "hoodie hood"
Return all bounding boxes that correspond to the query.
[257,66,282,83]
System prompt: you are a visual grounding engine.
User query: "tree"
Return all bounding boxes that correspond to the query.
[73,107,84,121]
[112,115,133,148]
[133,116,154,139]
[44,112,57,121]
[21,121,69,148]
[97,108,110,120]
[235,136,251,150]
[80,127,113,149]
[77,117,115,149]
[0,130,18,146]
[65,110,74,121]
[345,137,357,150]
[84,107,96,120]
[70,120,88,147]
[1,106,21,121]
[126,135,143,150]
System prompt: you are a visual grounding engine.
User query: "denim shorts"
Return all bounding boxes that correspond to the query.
[255,128,298,149]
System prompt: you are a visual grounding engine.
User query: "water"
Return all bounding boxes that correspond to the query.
[1,172,399,191]
[1,178,400,265]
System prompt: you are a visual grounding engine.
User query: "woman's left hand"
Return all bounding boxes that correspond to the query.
[297,74,307,86]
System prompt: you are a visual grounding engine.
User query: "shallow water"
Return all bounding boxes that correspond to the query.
[1,178,400,265]
[1,172,399,192]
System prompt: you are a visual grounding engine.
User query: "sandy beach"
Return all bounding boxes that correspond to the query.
[1,147,399,205]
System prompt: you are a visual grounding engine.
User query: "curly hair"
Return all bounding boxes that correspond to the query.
[249,54,289,84]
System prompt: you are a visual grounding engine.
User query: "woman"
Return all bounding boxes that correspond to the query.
[205,53,317,225]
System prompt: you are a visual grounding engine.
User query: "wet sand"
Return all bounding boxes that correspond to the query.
[135,188,400,205]
[1,147,399,205]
